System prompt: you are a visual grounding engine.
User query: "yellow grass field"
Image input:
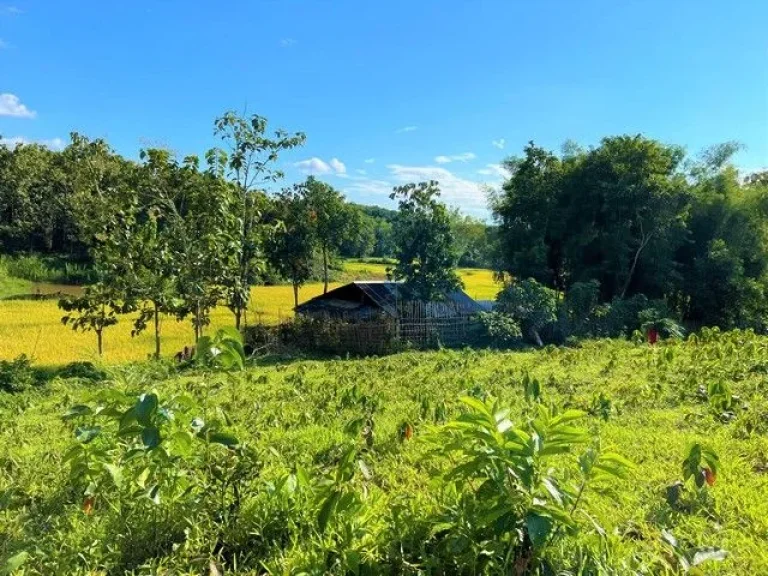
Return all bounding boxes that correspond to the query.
[0,263,499,365]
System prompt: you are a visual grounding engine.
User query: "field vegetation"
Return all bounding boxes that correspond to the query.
[1,330,767,574]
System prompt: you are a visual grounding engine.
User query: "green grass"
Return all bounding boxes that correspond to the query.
[1,332,767,573]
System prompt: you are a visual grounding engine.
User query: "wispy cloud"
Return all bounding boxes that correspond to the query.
[279,38,296,47]
[0,38,6,49]
[395,126,417,134]
[434,152,476,164]
[0,94,36,118]
[387,164,489,215]
[364,158,375,164]
[0,5,21,15]
[356,169,367,175]
[0,136,65,150]
[476,163,508,178]
[492,138,505,150]
[294,156,347,176]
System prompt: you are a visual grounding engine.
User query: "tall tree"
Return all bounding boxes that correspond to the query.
[265,187,317,308]
[302,176,353,293]
[212,112,305,329]
[390,180,462,300]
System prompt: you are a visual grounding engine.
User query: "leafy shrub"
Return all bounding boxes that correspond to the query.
[0,354,35,393]
[497,278,558,346]
[477,311,523,347]
[0,254,94,284]
[428,396,633,572]
[638,307,685,339]
[57,361,107,382]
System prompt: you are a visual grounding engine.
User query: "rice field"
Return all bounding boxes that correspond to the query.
[0,263,499,365]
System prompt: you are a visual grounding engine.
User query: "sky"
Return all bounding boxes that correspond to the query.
[1,0,767,218]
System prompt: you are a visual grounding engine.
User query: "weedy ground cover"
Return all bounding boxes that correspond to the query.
[1,330,767,574]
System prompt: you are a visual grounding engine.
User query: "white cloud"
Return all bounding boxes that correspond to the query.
[294,156,347,176]
[279,38,296,47]
[0,136,65,150]
[342,177,394,198]
[395,126,417,133]
[329,157,346,174]
[492,138,505,150]
[476,164,508,178]
[0,5,21,15]
[0,93,36,118]
[387,164,489,214]
[434,152,476,164]
[356,169,367,175]
[364,158,375,164]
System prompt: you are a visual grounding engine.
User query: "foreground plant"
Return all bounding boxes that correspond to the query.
[429,396,633,574]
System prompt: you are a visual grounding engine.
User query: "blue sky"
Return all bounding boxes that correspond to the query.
[1,0,766,217]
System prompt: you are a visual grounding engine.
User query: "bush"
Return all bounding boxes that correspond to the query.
[0,355,35,393]
[497,278,558,346]
[0,254,94,284]
[477,311,523,347]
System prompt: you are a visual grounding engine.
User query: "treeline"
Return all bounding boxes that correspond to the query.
[0,139,494,270]
[492,136,768,334]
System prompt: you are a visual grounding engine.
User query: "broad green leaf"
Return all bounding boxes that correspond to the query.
[135,393,158,425]
[103,463,122,489]
[526,513,553,549]
[1,551,29,575]
[207,432,239,447]
[63,405,92,420]
[317,490,340,533]
[141,426,161,449]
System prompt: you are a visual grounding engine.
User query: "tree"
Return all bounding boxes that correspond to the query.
[265,187,317,308]
[493,136,690,301]
[161,156,236,342]
[390,181,462,300]
[492,142,569,290]
[212,112,305,329]
[302,176,355,293]
[59,281,124,356]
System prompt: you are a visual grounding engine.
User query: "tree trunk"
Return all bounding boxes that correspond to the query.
[195,301,201,342]
[96,329,103,357]
[234,306,242,331]
[293,282,299,309]
[153,302,161,359]
[530,327,544,347]
[323,245,329,294]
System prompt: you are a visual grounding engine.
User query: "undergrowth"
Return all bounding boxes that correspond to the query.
[1,329,767,574]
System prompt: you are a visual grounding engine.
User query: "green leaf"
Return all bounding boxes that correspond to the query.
[136,393,158,425]
[317,490,340,533]
[526,513,553,549]
[207,432,239,447]
[63,405,93,420]
[1,551,29,575]
[141,426,161,449]
[75,426,101,444]
[103,463,122,489]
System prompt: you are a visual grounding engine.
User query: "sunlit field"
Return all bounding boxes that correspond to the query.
[0,264,500,365]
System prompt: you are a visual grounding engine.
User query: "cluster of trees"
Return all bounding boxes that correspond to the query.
[493,136,768,331]
[1,112,483,357]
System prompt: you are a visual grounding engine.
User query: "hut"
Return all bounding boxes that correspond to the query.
[295,281,482,320]
[294,281,483,352]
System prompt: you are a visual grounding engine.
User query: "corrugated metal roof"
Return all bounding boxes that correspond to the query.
[296,281,483,318]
